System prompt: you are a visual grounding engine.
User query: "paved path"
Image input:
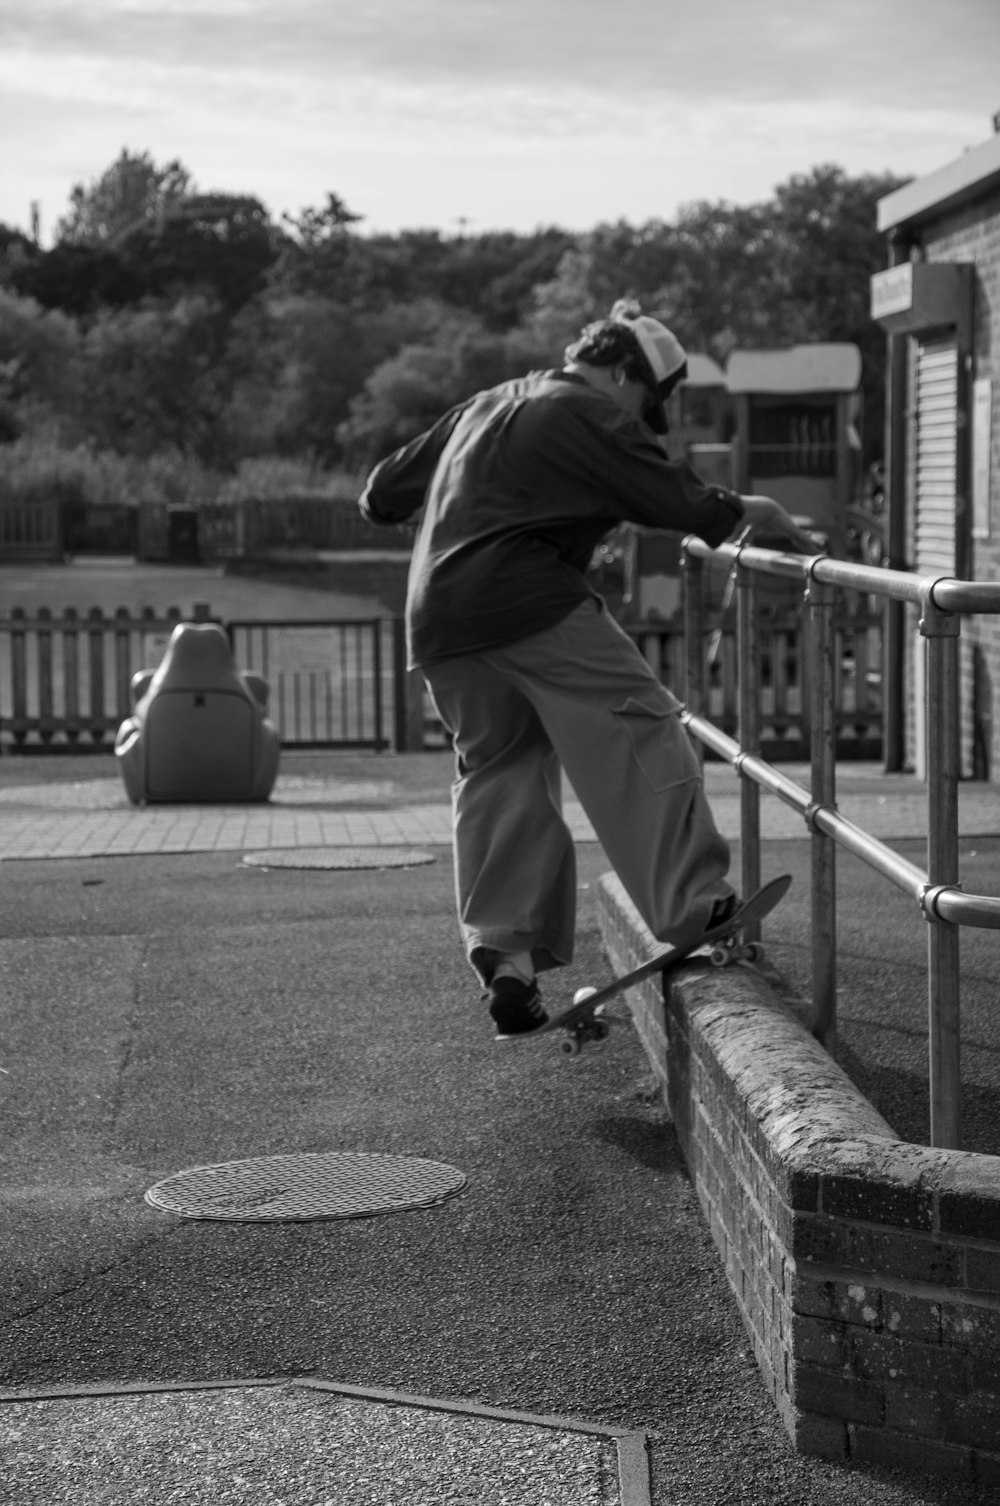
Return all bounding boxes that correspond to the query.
[3,751,999,1506]
[2,761,996,862]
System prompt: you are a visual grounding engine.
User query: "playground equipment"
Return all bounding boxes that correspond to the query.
[115,622,280,804]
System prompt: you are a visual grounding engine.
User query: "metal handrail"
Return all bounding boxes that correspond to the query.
[680,535,1000,1151]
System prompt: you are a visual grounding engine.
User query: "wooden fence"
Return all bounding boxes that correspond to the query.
[631,605,882,760]
[0,501,63,560]
[0,606,199,749]
[0,606,406,752]
[0,495,405,564]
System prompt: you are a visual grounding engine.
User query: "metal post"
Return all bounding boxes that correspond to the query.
[391,618,410,752]
[736,560,761,929]
[921,596,962,1149]
[807,576,838,1051]
[682,548,706,719]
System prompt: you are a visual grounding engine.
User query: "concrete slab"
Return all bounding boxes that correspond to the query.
[1,1380,645,1506]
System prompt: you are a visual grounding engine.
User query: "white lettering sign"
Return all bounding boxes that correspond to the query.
[870,264,913,320]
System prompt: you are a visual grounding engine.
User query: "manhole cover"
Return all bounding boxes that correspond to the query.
[242,847,435,870]
[145,1152,467,1222]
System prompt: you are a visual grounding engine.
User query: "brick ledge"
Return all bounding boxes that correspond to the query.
[597,872,1000,1486]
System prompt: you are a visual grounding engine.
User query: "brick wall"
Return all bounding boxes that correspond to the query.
[598,872,1000,1487]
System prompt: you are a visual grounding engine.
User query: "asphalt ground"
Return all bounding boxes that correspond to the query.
[2,750,1000,1504]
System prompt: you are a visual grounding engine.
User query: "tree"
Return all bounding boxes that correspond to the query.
[269,193,365,300]
[77,297,232,462]
[0,224,37,283]
[473,229,575,329]
[768,165,909,463]
[117,194,280,311]
[524,168,910,465]
[56,149,192,245]
[337,317,549,465]
[0,288,83,442]
[269,202,573,329]
[8,241,146,318]
[234,295,471,464]
[771,165,907,338]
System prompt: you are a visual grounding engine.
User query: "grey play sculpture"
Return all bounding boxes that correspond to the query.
[115,622,280,804]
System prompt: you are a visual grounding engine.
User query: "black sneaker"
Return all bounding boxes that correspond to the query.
[489,976,548,1039]
[707,893,739,933]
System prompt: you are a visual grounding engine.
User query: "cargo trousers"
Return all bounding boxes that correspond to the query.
[421,598,733,983]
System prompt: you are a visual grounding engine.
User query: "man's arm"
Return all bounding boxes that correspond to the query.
[359,405,467,525]
[732,495,825,554]
[584,406,825,555]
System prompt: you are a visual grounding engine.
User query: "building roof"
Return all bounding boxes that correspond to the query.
[725,344,862,395]
[682,353,727,387]
[877,131,1000,233]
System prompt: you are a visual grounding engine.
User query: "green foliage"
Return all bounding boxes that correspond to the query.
[57,149,192,246]
[117,194,280,311]
[337,319,551,463]
[0,288,83,440]
[217,455,360,502]
[7,241,147,317]
[0,435,217,511]
[76,297,232,463]
[1,148,910,490]
[526,166,907,367]
[270,193,364,300]
[268,211,573,329]
[0,224,42,300]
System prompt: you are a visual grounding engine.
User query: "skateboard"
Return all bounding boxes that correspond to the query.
[531,873,791,1057]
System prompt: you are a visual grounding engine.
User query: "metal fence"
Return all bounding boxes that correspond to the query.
[227,619,400,750]
[679,534,1000,1151]
[1,598,878,758]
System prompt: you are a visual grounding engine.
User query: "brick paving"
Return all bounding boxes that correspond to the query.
[1,762,997,862]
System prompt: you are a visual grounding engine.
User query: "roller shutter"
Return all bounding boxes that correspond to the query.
[914,336,958,573]
[911,334,972,776]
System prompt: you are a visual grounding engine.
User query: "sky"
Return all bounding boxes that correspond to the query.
[2,0,999,244]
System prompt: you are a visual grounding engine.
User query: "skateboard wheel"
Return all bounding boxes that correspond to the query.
[709,944,731,966]
[745,941,764,963]
[561,1036,581,1057]
[593,1019,611,1042]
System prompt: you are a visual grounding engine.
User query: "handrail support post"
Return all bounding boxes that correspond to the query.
[807,574,838,1052]
[920,595,962,1149]
[736,559,762,933]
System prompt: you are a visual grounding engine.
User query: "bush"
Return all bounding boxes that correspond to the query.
[217,455,362,503]
[0,436,220,511]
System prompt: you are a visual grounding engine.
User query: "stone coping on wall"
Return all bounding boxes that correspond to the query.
[597,873,1000,1489]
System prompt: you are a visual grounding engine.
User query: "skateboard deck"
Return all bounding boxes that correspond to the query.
[530,873,791,1056]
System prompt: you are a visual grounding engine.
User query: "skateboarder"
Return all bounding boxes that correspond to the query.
[359,301,818,1037]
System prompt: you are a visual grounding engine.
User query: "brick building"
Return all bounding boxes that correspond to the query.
[872,130,1000,779]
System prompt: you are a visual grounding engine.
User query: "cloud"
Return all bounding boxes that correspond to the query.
[6,0,1000,111]
[1,0,998,237]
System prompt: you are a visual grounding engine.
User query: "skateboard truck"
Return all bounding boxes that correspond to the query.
[529,875,792,1058]
[560,988,619,1057]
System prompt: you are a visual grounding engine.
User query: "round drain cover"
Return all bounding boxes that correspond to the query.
[145,1151,467,1222]
[242,847,435,870]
